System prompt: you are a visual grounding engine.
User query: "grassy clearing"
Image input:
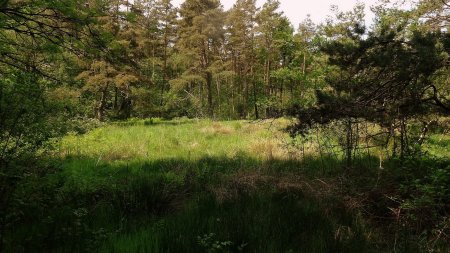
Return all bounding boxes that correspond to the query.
[52,118,369,252]
[59,118,291,162]
[4,119,449,252]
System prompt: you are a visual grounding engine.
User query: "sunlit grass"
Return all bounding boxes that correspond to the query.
[9,119,446,252]
[425,134,450,158]
[59,118,292,162]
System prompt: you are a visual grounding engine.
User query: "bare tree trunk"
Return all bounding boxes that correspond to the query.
[353,122,360,162]
[264,58,271,117]
[400,118,407,158]
[250,65,259,119]
[390,121,397,157]
[162,20,169,112]
[206,71,213,118]
[216,76,221,117]
[302,53,306,75]
[119,88,132,119]
[97,87,108,121]
[114,87,118,111]
[345,118,353,167]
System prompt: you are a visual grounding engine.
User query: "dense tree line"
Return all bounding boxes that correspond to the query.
[0,0,449,160]
[289,0,450,162]
[1,0,329,124]
[76,0,321,121]
[0,0,448,165]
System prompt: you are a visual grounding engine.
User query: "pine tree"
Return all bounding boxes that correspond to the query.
[177,0,225,117]
[226,0,258,118]
[256,0,287,117]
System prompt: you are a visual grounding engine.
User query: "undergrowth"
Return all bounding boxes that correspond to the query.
[1,119,448,252]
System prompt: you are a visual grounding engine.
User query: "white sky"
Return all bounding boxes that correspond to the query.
[172,0,378,28]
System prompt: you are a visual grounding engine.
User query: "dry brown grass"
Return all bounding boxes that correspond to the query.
[249,139,288,160]
[241,123,263,134]
[209,171,338,204]
[200,122,234,135]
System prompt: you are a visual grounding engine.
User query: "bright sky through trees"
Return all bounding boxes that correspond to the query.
[172,0,378,28]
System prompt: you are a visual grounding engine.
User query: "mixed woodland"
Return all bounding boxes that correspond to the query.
[1,0,450,252]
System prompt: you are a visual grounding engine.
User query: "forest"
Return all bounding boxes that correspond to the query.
[0,0,449,252]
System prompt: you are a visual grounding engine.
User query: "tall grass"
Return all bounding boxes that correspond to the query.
[59,119,291,162]
[4,119,448,252]
[100,191,368,253]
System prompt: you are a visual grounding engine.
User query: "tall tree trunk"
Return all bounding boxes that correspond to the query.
[302,53,306,75]
[206,71,213,117]
[161,27,169,114]
[400,118,408,159]
[391,122,397,157]
[97,87,108,121]
[216,76,221,116]
[264,58,269,117]
[253,82,259,119]
[119,88,132,119]
[114,87,118,111]
[244,76,249,117]
[251,66,259,119]
[345,118,353,167]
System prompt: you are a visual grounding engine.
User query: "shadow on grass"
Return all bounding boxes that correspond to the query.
[100,191,368,253]
[3,153,384,253]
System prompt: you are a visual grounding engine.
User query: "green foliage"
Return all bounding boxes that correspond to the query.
[1,0,450,252]
[197,233,234,253]
[101,191,367,253]
[0,72,60,162]
[396,157,450,220]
